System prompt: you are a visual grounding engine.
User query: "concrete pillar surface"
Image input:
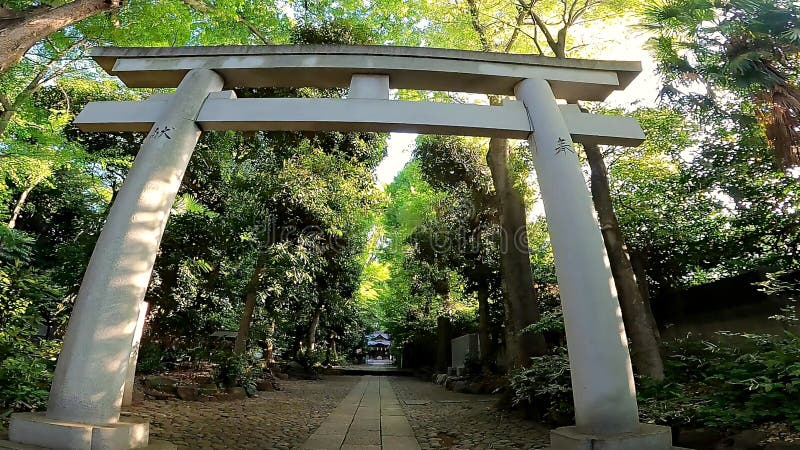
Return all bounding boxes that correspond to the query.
[122,301,148,407]
[515,77,639,434]
[46,68,223,425]
[349,74,390,99]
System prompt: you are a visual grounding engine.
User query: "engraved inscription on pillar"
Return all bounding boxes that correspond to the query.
[148,125,174,141]
[554,137,574,156]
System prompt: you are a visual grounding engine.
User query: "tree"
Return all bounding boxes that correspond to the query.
[423,0,663,376]
[644,0,800,168]
[414,135,505,372]
[0,0,286,75]
[0,0,121,74]
[505,0,665,379]
[453,0,550,366]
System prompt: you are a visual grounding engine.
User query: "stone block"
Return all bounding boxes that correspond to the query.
[175,386,199,401]
[466,382,483,394]
[381,435,422,450]
[451,381,468,393]
[675,428,724,448]
[450,333,479,370]
[550,424,673,450]
[765,443,800,450]
[9,412,149,450]
[301,435,345,450]
[145,376,179,393]
[725,430,766,450]
[193,376,214,385]
[381,417,414,437]
[0,440,175,450]
[226,387,247,399]
[343,430,381,446]
[198,384,219,396]
[256,380,275,391]
[131,388,146,405]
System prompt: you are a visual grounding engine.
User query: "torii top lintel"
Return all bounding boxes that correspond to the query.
[90,45,641,102]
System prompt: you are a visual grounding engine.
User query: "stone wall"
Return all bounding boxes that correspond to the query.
[652,270,800,340]
[450,334,479,369]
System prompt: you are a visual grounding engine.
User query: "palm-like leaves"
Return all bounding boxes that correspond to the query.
[644,0,800,168]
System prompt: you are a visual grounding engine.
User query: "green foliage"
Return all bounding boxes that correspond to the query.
[521,307,564,335]
[645,334,800,430]
[756,272,800,327]
[214,352,263,395]
[295,347,325,371]
[509,349,573,425]
[510,334,800,430]
[134,343,167,375]
[0,227,62,412]
[463,352,482,376]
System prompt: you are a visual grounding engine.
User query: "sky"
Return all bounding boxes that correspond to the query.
[372,28,663,186]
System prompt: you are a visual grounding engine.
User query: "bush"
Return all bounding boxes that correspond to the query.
[0,227,62,413]
[214,352,263,395]
[508,333,800,431]
[651,333,800,430]
[463,351,482,376]
[508,348,573,425]
[295,346,325,377]
[135,343,166,375]
[0,324,59,411]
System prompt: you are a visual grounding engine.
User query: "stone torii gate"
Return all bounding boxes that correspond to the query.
[7,45,675,449]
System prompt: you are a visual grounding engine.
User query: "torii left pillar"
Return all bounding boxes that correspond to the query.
[9,68,223,450]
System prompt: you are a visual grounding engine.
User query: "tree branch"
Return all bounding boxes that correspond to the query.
[503,7,528,53]
[519,0,560,56]
[465,0,491,51]
[181,0,273,45]
[0,93,11,112]
[237,16,272,45]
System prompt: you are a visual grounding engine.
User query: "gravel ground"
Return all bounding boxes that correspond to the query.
[124,375,360,450]
[389,376,550,450]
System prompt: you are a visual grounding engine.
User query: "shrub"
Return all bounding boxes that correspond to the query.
[135,343,166,375]
[295,346,325,377]
[658,333,800,429]
[463,351,482,376]
[508,348,573,425]
[214,352,263,395]
[0,227,62,413]
[509,333,800,431]
[0,324,59,411]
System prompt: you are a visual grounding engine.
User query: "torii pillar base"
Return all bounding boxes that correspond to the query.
[6,413,154,450]
[551,424,679,450]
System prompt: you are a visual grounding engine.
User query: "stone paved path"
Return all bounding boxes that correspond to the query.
[302,376,421,450]
[390,377,550,449]
[125,376,360,449]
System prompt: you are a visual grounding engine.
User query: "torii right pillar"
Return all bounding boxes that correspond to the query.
[516,78,676,449]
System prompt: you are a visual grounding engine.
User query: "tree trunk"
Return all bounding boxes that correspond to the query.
[307,304,322,351]
[234,256,266,354]
[265,320,276,364]
[436,315,451,373]
[7,181,38,229]
[476,282,492,373]
[0,0,121,74]
[583,142,665,381]
[486,136,547,366]
[629,248,662,342]
[499,285,516,369]
[0,109,14,137]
